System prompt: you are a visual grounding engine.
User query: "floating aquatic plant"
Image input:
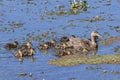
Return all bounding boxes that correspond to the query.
[8,21,24,27]
[69,0,90,11]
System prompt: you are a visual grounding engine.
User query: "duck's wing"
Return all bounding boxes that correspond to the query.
[67,38,91,50]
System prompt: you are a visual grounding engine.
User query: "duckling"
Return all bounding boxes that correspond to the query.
[38,43,49,50]
[63,50,73,55]
[55,50,73,57]
[67,30,102,55]
[54,45,61,49]
[60,36,69,43]
[49,39,56,47]
[22,48,35,56]
[4,41,18,50]
[14,49,23,57]
[60,43,68,49]
[55,50,64,57]
[18,41,32,50]
[54,43,66,50]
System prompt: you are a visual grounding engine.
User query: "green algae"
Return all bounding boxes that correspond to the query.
[49,53,120,66]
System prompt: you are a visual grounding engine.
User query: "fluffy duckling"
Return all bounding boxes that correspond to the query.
[54,43,66,50]
[14,49,23,57]
[60,36,69,43]
[4,41,18,50]
[55,50,73,57]
[55,50,64,57]
[22,48,35,56]
[38,43,49,50]
[49,39,56,47]
[18,41,32,50]
[58,43,73,50]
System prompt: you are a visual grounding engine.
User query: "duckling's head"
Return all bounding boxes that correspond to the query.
[30,48,35,54]
[26,41,32,48]
[51,39,56,44]
[66,51,71,55]
[43,43,49,48]
[14,41,19,45]
[55,45,60,49]
[61,43,67,48]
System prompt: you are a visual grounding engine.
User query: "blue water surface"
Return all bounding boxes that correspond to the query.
[0,0,120,80]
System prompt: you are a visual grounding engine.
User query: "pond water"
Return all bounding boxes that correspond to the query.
[0,0,120,80]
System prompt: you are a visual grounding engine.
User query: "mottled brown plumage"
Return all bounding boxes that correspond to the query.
[18,41,32,50]
[14,49,22,57]
[22,48,35,56]
[38,40,56,50]
[60,36,69,42]
[67,30,102,55]
[4,41,18,50]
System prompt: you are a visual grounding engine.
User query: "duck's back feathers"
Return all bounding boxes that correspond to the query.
[67,37,96,51]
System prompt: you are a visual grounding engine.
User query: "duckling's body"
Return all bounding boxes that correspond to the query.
[18,41,32,50]
[22,48,35,56]
[60,36,69,43]
[49,39,56,47]
[4,41,18,50]
[67,30,101,55]
[38,40,56,50]
[38,43,49,50]
[14,50,22,57]
[55,50,73,57]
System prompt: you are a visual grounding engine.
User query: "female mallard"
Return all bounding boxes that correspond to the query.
[67,30,102,55]
[4,41,18,50]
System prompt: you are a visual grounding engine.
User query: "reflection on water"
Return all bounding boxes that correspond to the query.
[0,0,120,80]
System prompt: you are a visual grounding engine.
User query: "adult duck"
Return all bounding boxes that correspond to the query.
[67,30,102,55]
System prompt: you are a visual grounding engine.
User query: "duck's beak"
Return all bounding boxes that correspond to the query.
[97,34,103,38]
[33,49,36,53]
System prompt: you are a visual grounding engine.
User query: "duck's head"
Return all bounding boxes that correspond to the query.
[91,30,102,38]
